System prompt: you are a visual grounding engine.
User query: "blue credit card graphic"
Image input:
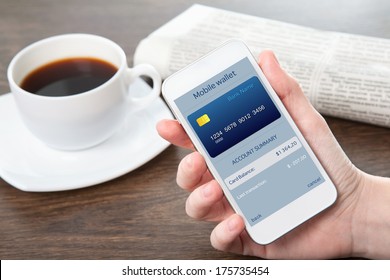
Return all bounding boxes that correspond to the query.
[188,76,281,158]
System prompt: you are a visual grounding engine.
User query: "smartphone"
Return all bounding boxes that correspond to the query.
[162,40,337,244]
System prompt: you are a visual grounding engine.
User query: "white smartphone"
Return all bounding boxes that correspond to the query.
[162,40,337,244]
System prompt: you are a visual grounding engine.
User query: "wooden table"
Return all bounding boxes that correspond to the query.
[0,0,389,259]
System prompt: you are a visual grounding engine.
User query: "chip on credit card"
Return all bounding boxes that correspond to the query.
[196,114,210,127]
[188,76,281,158]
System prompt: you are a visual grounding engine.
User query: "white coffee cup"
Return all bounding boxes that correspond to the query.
[7,33,161,150]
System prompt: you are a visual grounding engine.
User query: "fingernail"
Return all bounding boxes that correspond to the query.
[271,51,280,65]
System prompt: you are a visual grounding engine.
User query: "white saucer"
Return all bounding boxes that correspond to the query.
[0,78,173,192]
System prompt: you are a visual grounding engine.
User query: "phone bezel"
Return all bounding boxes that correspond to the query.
[162,39,337,244]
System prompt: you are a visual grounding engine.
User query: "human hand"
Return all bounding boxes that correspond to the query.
[157,51,368,259]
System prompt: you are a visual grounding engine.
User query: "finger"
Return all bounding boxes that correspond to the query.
[258,51,348,188]
[176,151,212,191]
[258,50,301,102]
[210,214,246,254]
[185,179,235,221]
[258,51,321,124]
[156,119,194,150]
[258,50,330,144]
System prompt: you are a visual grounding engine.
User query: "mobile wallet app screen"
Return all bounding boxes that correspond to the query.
[175,58,325,226]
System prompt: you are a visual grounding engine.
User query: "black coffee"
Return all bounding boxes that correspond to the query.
[20,57,118,97]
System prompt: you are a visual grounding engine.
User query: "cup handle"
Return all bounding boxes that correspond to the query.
[126,64,161,111]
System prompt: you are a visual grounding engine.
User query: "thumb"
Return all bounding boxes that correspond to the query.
[257,50,321,126]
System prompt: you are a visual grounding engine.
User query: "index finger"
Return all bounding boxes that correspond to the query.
[156,119,195,150]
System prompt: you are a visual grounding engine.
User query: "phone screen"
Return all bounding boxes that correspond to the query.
[174,57,325,226]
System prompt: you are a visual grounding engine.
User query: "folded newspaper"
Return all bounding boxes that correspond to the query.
[134,4,390,127]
